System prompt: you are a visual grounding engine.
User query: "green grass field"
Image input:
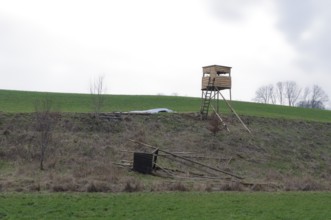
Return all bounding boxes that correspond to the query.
[0,192,330,219]
[1,89,331,122]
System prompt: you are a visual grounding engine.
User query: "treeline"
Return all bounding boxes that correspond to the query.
[254,81,329,109]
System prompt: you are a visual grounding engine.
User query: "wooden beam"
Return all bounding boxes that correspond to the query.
[216,90,251,134]
[210,105,230,132]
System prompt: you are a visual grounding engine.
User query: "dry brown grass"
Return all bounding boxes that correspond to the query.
[122,178,143,192]
[219,181,244,191]
[0,113,330,192]
[284,175,328,191]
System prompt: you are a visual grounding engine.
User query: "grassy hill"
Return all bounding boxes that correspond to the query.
[1,89,331,122]
[0,89,330,219]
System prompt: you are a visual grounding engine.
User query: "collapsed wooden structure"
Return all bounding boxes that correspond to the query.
[130,139,243,180]
[114,140,276,190]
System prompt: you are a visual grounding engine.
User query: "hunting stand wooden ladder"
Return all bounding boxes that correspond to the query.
[199,65,251,133]
[200,65,232,119]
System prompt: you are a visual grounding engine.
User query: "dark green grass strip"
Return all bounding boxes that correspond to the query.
[0,192,330,220]
[1,89,331,122]
[0,90,199,113]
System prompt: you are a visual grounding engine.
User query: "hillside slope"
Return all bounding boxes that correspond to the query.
[0,112,330,192]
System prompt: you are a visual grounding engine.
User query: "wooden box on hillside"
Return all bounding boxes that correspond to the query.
[133,153,154,174]
[202,65,232,90]
[133,151,158,174]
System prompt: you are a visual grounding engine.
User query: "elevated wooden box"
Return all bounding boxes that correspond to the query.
[202,65,231,90]
[202,76,231,90]
[203,65,231,76]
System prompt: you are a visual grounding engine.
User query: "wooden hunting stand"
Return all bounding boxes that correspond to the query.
[200,65,251,133]
[200,65,232,119]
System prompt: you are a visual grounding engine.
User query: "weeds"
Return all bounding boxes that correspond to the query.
[123,178,143,192]
[220,181,244,191]
[284,175,327,191]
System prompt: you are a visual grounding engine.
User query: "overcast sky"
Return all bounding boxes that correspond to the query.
[1,0,330,107]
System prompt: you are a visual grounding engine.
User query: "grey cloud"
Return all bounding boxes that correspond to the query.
[276,0,331,73]
[0,16,82,91]
[207,0,331,74]
[276,0,316,42]
[207,0,262,21]
[206,0,331,106]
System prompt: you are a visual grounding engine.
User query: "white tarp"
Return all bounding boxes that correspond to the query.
[129,108,174,114]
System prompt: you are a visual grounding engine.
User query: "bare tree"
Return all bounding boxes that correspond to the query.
[311,85,329,108]
[254,86,268,104]
[35,98,57,170]
[285,81,301,106]
[268,84,276,104]
[302,87,311,102]
[297,87,311,108]
[299,85,329,109]
[254,84,275,104]
[276,81,285,105]
[90,75,106,116]
[254,81,328,109]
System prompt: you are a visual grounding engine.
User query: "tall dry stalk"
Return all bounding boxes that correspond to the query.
[35,98,57,170]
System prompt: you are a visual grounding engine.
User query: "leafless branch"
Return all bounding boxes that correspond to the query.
[34,98,57,170]
[285,81,301,106]
[90,75,106,116]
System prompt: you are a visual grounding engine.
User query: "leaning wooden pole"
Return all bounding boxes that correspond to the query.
[210,105,230,132]
[129,139,243,179]
[216,89,251,134]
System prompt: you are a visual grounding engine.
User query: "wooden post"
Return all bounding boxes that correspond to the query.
[217,90,219,114]
[217,91,251,134]
[211,105,230,132]
[229,70,232,100]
